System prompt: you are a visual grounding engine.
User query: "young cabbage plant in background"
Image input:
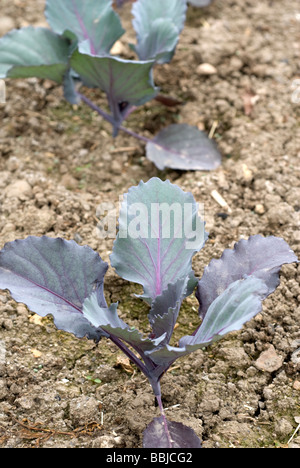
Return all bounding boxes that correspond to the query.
[0,177,298,448]
[0,0,221,171]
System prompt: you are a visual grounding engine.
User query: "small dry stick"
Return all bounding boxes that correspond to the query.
[110,146,138,154]
[208,120,218,139]
[211,189,232,213]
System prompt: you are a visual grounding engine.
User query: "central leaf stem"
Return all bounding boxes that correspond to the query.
[77,91,152,143]
[156,393,173,448]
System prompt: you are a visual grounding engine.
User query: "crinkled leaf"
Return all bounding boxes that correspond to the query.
[132,0,186,43]
[132,0,186,63]
[182,277,268,346]
[0,27,70,83]
[148,275,193,345]
[146,124,222,171]
[82,291,166,353]
[45,0,124,55]
[70,44,157,135]
[196,234,299,319]
[0,236,108,341]
[143,416,201,448]
[110,177,207,304]
[132,19,179,63]
[146,276,269,366]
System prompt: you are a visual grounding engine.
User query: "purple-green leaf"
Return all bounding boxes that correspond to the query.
[131,0,187,63]
[132,19,179,63]
[132,0,187,43]
[0,27,70,83]
[146,124,222,171]
[143,416,202,448]
[45,0,124,55]
[110,177,207,304]
[0,236,108,341]
[70,45,157,135]
[145,276,269,366]
[196,234,299,319]
[82,291,166,354]
[148,275,193,345]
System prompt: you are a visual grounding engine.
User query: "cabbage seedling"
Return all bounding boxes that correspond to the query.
[0,0,221,171]
[0,178,298,447]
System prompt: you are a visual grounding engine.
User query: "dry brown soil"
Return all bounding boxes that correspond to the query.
[0,0,299,448]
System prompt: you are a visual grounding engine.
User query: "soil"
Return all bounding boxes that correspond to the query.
[0,0,300,449]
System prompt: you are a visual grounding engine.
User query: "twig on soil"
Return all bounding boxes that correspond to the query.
[110,146,139,154]
[208,120,218,139]
[9,414,103,447]
[164,404,181,411]
[211,189,232,213]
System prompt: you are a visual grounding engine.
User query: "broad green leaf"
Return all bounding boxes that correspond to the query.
[146,277,268,366]
[82,291,166,353]
[0,27,70,83]
[187,277,268,345]
[148,275,195,345]
[132,0,187,63]
[196,234,299,319]
[110,177,207,304]
[45,0,124,55]
[70,45,157,133]
[0,236,108,341]
[132,19,179,64]
[132,0,187,41]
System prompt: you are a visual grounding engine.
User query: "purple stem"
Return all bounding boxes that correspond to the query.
[108,334,149,377]
[156,393,173,448]
[105,331,162,396]
[78,92,115,125]
[77,92,151,145]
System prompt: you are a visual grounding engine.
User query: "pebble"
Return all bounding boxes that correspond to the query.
[68,395,100,426]
[266,203,294,226]
[110,40,126,56]
[92,435,123,448]
[293,380,300,391]
[0,16,15,36]
[292,231,300,244]
[255,345,283,372]
[4,180,32,199]
[0,379,8,400]
[254,203,265,215]
[60,174,78,190]
[196,63,218,75]
[274,418,293,437]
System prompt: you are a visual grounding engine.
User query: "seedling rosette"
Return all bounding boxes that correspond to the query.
[0,178,298,448]
[0,0,221,171]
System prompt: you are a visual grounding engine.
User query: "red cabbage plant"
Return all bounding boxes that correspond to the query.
[0,178,298,448]
[0,0,221,171]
